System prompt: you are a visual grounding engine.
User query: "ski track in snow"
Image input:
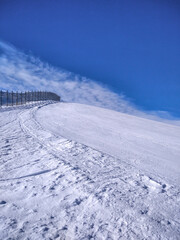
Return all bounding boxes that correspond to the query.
[0,102,180,240]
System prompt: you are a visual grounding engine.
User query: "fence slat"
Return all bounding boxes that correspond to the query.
[0,90,2,107]
[11,91,13,106]
[6,91,8,106]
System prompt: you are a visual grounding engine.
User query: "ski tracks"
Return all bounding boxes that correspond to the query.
[0,104,180,239]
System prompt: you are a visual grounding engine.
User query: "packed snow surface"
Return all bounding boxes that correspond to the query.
[0,102,180,240]
[37,103,180,185]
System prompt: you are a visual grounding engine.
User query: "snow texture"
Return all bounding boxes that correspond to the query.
[0,102,180,240]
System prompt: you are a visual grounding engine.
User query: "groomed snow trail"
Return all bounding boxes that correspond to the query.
[0,103,180,240]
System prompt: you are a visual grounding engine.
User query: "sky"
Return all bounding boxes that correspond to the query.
[0,0,180,118]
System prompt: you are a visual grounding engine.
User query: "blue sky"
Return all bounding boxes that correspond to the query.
[0,0,180,117]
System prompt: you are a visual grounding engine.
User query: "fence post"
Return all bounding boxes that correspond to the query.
[0,90,2,107]
[20,92,22,105]
[12,91,13,106]
[16,91,18,105]
[6,91,8,106]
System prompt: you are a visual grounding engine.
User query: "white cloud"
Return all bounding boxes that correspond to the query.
[0,40,179,125]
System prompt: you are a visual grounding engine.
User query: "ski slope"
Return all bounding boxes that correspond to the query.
[0,102,180,240]
[37,103,180,185]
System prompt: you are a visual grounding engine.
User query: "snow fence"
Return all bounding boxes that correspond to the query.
[0,90,60,107]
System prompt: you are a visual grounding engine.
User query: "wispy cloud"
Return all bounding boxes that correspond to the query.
[0,41,137,112]
[0,40,179,124]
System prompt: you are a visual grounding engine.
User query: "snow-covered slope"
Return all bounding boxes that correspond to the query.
[37,103,180,185]
[0,102,180,240]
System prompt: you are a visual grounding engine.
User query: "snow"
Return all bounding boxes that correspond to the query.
[37,103,180,185]
[0,102,180,239]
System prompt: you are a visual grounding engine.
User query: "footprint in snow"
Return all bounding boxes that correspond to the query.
[62,225,68,230]
[140,208,149,215]
[49,186,55,190]
[141,176,167,194]
[73,198,83,206]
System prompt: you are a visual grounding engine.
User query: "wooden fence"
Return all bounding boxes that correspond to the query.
[0,91,60,107]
